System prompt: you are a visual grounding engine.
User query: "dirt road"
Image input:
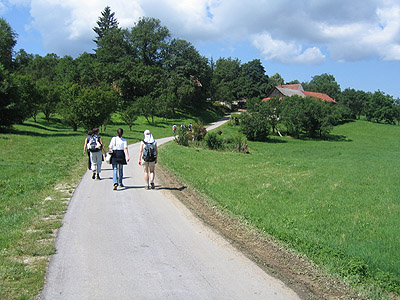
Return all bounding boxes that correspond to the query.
[41,118,300,300]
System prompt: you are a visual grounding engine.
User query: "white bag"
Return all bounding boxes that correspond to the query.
[105,151,113,164]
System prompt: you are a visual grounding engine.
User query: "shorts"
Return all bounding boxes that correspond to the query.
[142,161,156,167]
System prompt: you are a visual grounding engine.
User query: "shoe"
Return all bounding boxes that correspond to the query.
[145,185,150,190]
[119,184,124,188]
[113,184,117,190]
[150,182,155,189]
[96,174,101,180]
[92,173,96,179]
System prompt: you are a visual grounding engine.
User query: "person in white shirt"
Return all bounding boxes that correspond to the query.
[109,128,130,190]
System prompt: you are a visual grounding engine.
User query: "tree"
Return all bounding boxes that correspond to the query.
[12,74,41,122]
[365,91,395,124]
[338,88,369,119]
[0,64,24,126]
[128,17,170,66]
[240,111,270,141]
[212,57,241,103]
[239,59,269,99]
[267,73,284,94]
[55,55,78,84]
[0,18,17,70]
[93,6,119,46]
[120,102,138,131]
[59,84,118,130]
[304,73,341,100]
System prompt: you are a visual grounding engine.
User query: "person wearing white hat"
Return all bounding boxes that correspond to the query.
[138,130,158,190]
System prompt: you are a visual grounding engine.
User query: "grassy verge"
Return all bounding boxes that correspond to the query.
[159,120,400,299]
[0,107,222,300]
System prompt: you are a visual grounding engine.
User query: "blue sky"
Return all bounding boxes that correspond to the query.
[1,0,400,99]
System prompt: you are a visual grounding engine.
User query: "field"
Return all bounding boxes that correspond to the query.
[0,109,222,300]
[159,119,400,298]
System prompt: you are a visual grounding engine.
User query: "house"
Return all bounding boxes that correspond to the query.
[263,84,336,103]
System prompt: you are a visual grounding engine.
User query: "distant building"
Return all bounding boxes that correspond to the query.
[263,84,336,103]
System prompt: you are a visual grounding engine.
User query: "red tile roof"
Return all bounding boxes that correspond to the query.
[302,91,336,103]
[282,84,302,90]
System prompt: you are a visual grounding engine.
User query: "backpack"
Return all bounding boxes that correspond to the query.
[142,141,156,162]
[88,135,101,152]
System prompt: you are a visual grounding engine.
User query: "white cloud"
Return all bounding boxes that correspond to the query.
[6,0,400,62]
[252,32,325,65]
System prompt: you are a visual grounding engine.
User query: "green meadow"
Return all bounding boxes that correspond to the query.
[0,109,222,300]
[160,120,400,298]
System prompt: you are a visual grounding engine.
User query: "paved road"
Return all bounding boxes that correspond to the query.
[41,118,300,300]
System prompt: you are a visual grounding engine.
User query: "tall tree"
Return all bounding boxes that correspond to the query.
[0,18,17,70]
[239,59,269,99]
[93,6,119,46]
[212,57,241,103]
[128,17,170,66]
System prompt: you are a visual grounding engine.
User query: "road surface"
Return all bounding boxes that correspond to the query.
[41,117,300,300]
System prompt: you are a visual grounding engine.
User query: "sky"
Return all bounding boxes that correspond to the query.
[1,0,400,99]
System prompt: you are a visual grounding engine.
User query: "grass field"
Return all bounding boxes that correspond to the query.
[0,109,223,300]
[159,119,400,298]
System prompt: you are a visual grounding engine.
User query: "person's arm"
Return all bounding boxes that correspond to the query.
[124,140,130,162]
[108,137,114,152]
[83,138,88,155]
[138,142,143,165]
[155,143,158,164]
[99,137,106,153]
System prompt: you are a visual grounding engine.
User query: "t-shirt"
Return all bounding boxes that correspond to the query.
[109,136,128,150]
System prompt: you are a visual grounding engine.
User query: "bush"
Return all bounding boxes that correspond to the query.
[240,112,270,141]
[205,131,223,150]
[175,125,190,146]
[190,121,207,142]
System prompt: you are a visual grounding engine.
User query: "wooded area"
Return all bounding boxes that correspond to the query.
[1,7,399,131]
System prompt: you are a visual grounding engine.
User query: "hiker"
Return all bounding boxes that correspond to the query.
[83,130,93,170]
[88,128,106,180]
[109,128,130,190]
[172,124,177,135]
[188,123,192,131]
[138,129,158,190]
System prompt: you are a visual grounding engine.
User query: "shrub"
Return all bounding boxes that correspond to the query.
[240,112,270,141]
[175,125,190,146]
[205,131,224,150]
[190,121,207,142]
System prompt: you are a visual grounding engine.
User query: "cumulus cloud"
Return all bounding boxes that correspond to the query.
[8,0,400,62]
[252,32,325,65]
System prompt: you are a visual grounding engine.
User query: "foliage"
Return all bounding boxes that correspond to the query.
[189,121,207,142]
[303,73,341,100]
[174,125,190,146]
[93,6,119,45]
[0,64,24,126]
[120,102,138,131]
[240,111,270,141]
[365,90,396,124]
[204,131,224,149]
[0,18,17,70]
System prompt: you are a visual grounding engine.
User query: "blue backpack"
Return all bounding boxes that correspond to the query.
[88,135,101,152]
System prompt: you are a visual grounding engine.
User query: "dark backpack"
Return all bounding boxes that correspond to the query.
[142,141,156,162]
[88,135,101,152]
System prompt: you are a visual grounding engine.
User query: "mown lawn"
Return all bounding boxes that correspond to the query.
[159,120,400,298]
[0,108,223,300]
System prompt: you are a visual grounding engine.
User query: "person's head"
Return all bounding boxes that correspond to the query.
[144,129,150,137]
[117,128,123,137]
[88,130,93,136]
[92,128,99,135]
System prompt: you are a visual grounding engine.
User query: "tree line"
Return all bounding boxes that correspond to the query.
[1,7,399,131]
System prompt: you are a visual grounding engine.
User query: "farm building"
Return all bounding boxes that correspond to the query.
[263,84,336,103]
